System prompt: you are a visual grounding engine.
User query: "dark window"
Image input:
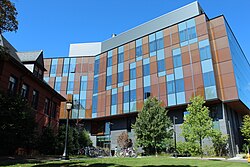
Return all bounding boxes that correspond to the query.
[179,29,188,42]
[143,64,150,76]
[187,27,197,40]
[31,90,39,109]
[118,72,123,83]
[156,38,164,50]
[8,75,17,94]
[136,46,142,57]
[144,86,151,99]
[118,52,124,64]
[50,65,56,76]
[124,91,130,103]
[203,71,216,87]
[20,83,29,98]
[92,96,98,114]
[106,75,112,87]
[167,81,175,94]
[67,81,74,92]
[127,118,132,132]
[200,46,212,61]
[112,94,117,105]
[44,98,50,115]
[175,79,185,92]
[157,59,165,72]
[130,68,136,80]
[63,64,69,74]
[51,102,57,118]
[93,77,98,94]
[149,41,156,53]
[94,59,100,75]
[107,57,112,67]
[173,54,182,68]
[130,90,136,102]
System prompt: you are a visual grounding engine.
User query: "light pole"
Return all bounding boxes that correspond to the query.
[109,122,113,156]
[62,101,72,160]
[173,116,177,158]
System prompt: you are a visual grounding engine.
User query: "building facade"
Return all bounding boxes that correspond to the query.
[0,35,66,133]
[44,2,250,156]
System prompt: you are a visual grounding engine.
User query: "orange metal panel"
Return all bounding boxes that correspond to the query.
[191,49,200,63]
[136,88,143,101]
[193,74,204,89]
[217,48,232,62]
[195,14,206,25]
[150,73,158,85]
[171,32,180,45]
[182,52,190,66]
[218,60,234,75]
[151,84,159,97]
[221,73,236,88]
[192,62,202,75]
[184,76,193,91]
[159,82,166,96]
[136,100,144,111]
[196,22,208,37]
[223,87,238,101]
[150,61,157,74]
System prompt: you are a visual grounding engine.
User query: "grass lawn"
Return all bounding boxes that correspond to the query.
[0,156,248,167]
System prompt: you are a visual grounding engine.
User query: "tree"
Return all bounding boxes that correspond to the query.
[181,96,213,158]
[241,115,250,145]
[0,94,37,155]
[37,127,56,155]
[211,130,228,156]
[79,129,92,148]
[0,0,18,33]
[117,131,128,148]
[132,97,172,156]
[55,125,92,155]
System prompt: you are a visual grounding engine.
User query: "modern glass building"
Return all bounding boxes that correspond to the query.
[44,2,250,156]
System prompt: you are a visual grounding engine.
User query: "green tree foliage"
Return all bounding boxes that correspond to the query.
[55,125,92,155]
[0,94,37,155]
[79,129,92,148]
[241,115,250,145]
[176,141,200,156]
[211,130,228,156]
[181,96,213,158]
[0,0,18,33]
[37,127,56,155]
[132,97,172,155]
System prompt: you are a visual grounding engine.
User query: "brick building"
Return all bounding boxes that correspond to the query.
[0,35,66,133]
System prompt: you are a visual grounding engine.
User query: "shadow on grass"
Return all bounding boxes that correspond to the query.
[32,162,129,167]
[0,158,42,166]
[144,165,197,167]
[33,163,196,167]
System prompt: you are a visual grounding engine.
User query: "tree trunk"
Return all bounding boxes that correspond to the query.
[200,137,203,158]
[155,140,158,157]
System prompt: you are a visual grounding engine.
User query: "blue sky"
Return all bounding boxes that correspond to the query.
[4,0,250,60]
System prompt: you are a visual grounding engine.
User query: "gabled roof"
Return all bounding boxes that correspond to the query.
[0,35,21,63]
[17,50,42,62]
[17,50,44,68]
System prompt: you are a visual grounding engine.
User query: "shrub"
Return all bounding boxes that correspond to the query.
[176,141,200,156]
[203,145,215,156]
[211,130,228,156]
